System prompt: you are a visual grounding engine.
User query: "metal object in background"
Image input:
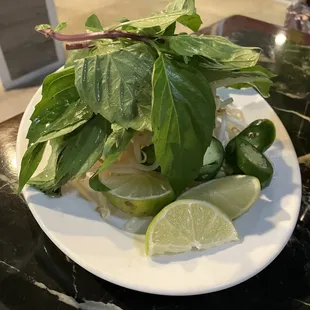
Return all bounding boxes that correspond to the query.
[285,0,310,33]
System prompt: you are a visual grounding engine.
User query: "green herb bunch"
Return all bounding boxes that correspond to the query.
[18,0,274,196]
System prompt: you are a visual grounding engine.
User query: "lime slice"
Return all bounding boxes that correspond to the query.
[145,199,238,256]
[102,171,175,217]
[179,175,261,220]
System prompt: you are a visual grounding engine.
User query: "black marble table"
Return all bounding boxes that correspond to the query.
[1,16,310,310]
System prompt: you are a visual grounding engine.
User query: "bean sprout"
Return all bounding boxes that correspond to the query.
[108,161,159,173]
[132,139,142,163]
[141,150,147,163]
[72,174,111,219]
[74,92,248,221]
[214,96,248,144]
[226,107,245,120]
[218,98,233,109]
[218,111,227,143]
[226,115,247,128]
[224,131,230,144]
[105,167,144,175]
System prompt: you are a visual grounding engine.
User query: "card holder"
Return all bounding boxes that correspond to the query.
[0,0,65,89]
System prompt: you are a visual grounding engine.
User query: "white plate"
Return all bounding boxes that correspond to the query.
[16,87,301,296]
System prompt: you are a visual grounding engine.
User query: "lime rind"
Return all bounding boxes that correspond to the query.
[102,171,175,217]
[146,199,238,256]
[179,175,261,220]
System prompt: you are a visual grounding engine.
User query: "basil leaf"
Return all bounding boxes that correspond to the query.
[169,35,261,69]
[85,14,103,32]
[18,142,47,192]
[117,17,166,36]
[89,175,110,192]
[89,125,134,191]
[65,50,90,68]
[118,17,130,23]
[152,55,216,195]
[75,43,155,131]
[240,65,276,78]
[28,137,68,194]
[195,56,237,71]
[27,68,92,145]
[103,126,134,160]
[164,0,195,15]
[65,40,124,68]
[35,100,93,143]
[94,40,124,55]
[117,17,139,33]
[229,79,273,98]
[53,115,111,188]
[40,66,75,97]
[118,19,162,36]
[35,24,52,31]
[139,26,162,35]
[177,13,202,31]
[203,65,275,81]
[162,22,176,36]
[36,23,67,32]
[203,65,276,98]
[54,22,67,32]
[114,0,195,32]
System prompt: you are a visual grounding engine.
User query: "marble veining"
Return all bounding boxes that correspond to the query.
[32,281,122,310]
[0,260,122,310]
[296,299,310,307]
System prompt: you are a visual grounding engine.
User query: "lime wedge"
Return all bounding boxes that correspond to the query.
[102,171,175,217]
[145,199,238,256]
[179,175,261,220]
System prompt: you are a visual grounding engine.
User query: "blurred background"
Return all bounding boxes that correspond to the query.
[56,0,289,32]
[0,0,301,123]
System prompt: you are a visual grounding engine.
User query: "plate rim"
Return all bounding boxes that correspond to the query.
[16,86,302,296]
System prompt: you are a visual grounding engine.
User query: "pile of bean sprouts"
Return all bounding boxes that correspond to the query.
[72,93,247,232]
[214,96,247,145]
